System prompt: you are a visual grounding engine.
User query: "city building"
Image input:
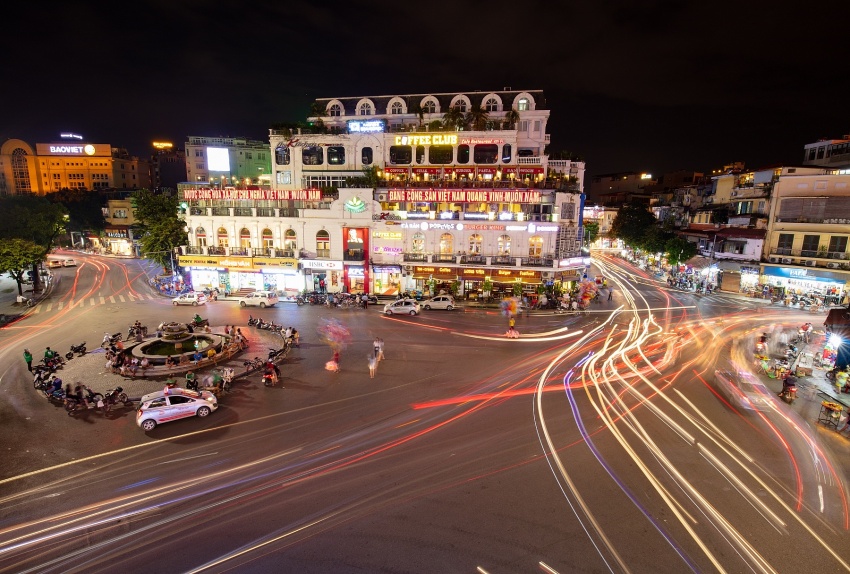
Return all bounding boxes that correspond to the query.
[99,193,141,256]
[184,136,272,187]
[177,89,588,297]
[582,205,620,249]
[0,137,150,195]
[803,135,850,169]
[762,168,850,298]
[150,142,187,191]
[589,171,656,206]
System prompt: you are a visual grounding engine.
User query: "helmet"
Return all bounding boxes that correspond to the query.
[115,386,123,392]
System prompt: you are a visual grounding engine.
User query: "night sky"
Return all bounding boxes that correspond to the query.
[2,0,845,180]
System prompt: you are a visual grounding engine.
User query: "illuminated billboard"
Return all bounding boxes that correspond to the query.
[206,147,231,172]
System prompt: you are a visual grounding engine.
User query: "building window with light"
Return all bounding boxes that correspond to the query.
[217,227,229,248]
[316,230,330,258]
[412,232,425,253]
[240,228,251,248]
[262,228,273,249]
[517,98,529,111]
[528,235,543,257]
[196,227,207,248]
[284,229,297,252]
[498,234,511,255]
[439,233,454,254]
[302,146,324,166]
[327,146,345,165]
[358,102,373,116]
[468,234,483,254]
[361,147,373,165]
[275,146,290,165]
[423,100,436,114]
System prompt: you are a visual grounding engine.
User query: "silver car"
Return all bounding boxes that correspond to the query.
[421,295,455,311]
[383,299,421,315]
[714,369,772,411]
[136,388,218,431]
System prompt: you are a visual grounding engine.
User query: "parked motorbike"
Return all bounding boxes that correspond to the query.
[248,315,259,327]
[65,341,87,360]
[45,386,67,404]
[268,347,285,362]
[102,387,132,412]
[102,332,122,347]
[42,355,65,370]
[243,357,263,372]
[778,382,798,404]
[126,324,148,340]
[34,371,57,392]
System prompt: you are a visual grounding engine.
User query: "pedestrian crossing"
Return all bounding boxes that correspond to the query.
[30,293,160,313]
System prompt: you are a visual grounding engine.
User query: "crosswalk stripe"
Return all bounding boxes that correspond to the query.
[119,295,126,303]
[45,303,53,312]
[109,296,115,303]
[100,297,105,304]
[148,294,155,300]
[32,307,40,314]
[90,298,96,306]
[57,302,64,310]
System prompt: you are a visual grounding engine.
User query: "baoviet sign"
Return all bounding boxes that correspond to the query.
[182,188,322,201]
[388,189,541,203]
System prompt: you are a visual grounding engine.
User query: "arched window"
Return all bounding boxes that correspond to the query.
[316,230,330,258]
[468,233,483,254]
[358,102,373,116]
[517,98,529,111]
[328,103,342,116]
[456,101,467,113]
[391,101,403,114]
[239,228,251,248]
[196,227,207,248]
[423,100,436,114]
[262,228,273,249]
[439,233,454,254]
[498,234,511,255]
[528,235,543,257]
[412,232,425,253]
[484,97,499,112]
[275,145,290,165]
[217,227,229,248]
[284,229,297,252]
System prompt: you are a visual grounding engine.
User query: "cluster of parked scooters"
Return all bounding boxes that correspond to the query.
[32,358,133,416]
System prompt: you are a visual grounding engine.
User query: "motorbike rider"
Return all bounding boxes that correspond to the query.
[263,360,280,385]
[185,370,197,391]
[193,313,203,324]
[44,346,57,360]
[48,376,63,396]
[780,374,798,398]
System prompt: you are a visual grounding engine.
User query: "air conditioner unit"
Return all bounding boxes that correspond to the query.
[377,193,388,202]
[768,257,779,263]
[541,271,554,280]
[781,258,793,264]
[804,260,816,267]
[827,262,841,269]
[404,265,412,272]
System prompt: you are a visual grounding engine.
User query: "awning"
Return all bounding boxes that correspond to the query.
[684,256,712,268]
[477,167,497,175]
[448,167,475,175]
[412,167,440,174]
[384,167,410,174]
[518,167,544,174]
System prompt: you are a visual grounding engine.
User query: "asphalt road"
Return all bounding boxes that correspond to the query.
[1,253,849,573]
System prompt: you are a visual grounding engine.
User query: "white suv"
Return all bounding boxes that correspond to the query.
[238,290,280,308]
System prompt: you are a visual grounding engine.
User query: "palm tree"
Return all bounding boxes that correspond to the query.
[503,109,520,129]
[309,101,324,118]
[442,106,466,130]
[409,101,424,128]
[465,104,488,131]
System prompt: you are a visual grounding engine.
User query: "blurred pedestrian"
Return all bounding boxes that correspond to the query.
[368,354,377,379]
[23,349,33,372]
[607,286,613,301]
[377,337,384,360]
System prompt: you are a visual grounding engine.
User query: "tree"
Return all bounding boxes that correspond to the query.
[664,237,698,267]
[0,195,68,291]
[465,104,489,131]
[132,190,187,272]
[442,106,466,130]
[409,101,425,127]
[0,239,45,296]
[503,109,520,129]
[46,189,106,239]
[583,221,599,246]
[609,202,658,248]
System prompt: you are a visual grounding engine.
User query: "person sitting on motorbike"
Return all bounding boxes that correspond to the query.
[44,346,56,360]
[780,374,797,397]
[193,313,203,324]
[49,376,63,396]
[263,361,279,385]
[185,370,197,390]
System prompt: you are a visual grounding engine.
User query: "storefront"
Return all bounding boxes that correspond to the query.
[760,265,849,296]
[410,265,458,296]
[301,260,343,293]
[490,268,542,298]
[344,264,367,293]
[177,255,299,294]
[252,257,300,296]
[372,265,402,295]
[104,226,134,256]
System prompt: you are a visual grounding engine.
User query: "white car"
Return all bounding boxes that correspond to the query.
[136,388,218,431]
[421,295,455,311]
[239,290,280,308]
[172,292,207,306]
[383,299,421,316]
[715,369,772,411]
[62,259,77,267]
[47,259,63,269]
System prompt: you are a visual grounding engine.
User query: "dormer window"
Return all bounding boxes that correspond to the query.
[484,98,499,112]
[359,103,373,116]
[328,103,342,116]
[391,102,403,114]
[423,100,436,113]
[517,98,529,111]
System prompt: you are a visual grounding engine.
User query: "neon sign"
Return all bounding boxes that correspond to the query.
[394,134,458,146]
[347,120,385,133]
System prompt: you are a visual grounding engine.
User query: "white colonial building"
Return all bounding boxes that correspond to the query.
[177,89,588,298]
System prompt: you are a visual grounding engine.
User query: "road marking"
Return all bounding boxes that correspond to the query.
[819,485,824,513]
[119,295,126,303]
[57,302,63,310]
[100,296,105,304]
[90,298,96,306]
[45,303,53,312]
[109,296,115,303]
[158,452,219,465]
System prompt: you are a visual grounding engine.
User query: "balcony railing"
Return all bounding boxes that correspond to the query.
[208,246,226,255]
[257,207,276,217]
[211,207,230,216]
[185,246,205,255]
[775,216,850,224]
[229,248,249,256]
[234,207,253,217]
[403,253,428,262]
[769,248,848,260]
[433,254,455,263]
[343,252,366,262]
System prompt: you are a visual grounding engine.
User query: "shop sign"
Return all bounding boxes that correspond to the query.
[178,255,238,267]
[461,268,487,277]
[404,212,431,219]
[219,257,254,268]
[347,119,385,133]
[373,246,403,253]
[252,257,297,269]
[477,167,497,175]
[412,167,441,174]
[492,269,541,281]
[181,188,321,201]
[458,137,505,145]
[502,167,517,174]
[413,266,457,278]
[449,167,475,175]
[343,196,368,213]
[372,230,403,239]
[387,189,541,204]
[762,266,843,281]
[105,228,128,238]
[462,213,490,220]
[383,167,410,174]
[741,266,759,275]
[518,167,545,174]
[301,260,342,270]
[527,223,558,232]
[463,224,505,231]
[373,212,403,221]
[373,266,401,273]
[394,134,458,146]
[347,267,365,277]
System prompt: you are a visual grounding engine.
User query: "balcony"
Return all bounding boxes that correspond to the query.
[185,246,205,255]
[767,248,850,267]
[775,216,850,224]
[256,207,276,217]
[521,256,555,267]
[517,156,543,165]
[343,251,366,262]
[208,246,226,255]
[234,207,253,217]
[211,207,230,217]
[403,253,428,262]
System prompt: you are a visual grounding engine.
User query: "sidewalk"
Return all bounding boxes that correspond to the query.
[0,271,55,328]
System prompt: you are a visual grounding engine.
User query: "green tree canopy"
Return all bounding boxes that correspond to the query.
[46,189,106,234]
[132,190,187,271]
[0,239,46,296]
[665,237,698,266]
[583,221,599,246]
[609,202,658,248]
[0,196,68,290]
